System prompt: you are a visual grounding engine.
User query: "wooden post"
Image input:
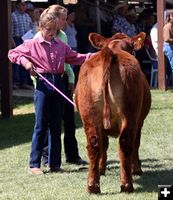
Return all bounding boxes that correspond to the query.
[157,0,166,90]
[0,0,13,118]
[96,0,101,34]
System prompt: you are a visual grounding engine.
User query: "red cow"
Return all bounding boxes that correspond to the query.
[75,32,151,194]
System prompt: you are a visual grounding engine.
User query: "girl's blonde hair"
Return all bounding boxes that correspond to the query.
[39,8,57,30]
[47,4,67,18]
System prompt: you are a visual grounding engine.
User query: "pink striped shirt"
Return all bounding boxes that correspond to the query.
[8,35,91,74]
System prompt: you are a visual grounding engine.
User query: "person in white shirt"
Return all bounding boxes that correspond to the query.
[150,10,168,56]
[150,23,158,55]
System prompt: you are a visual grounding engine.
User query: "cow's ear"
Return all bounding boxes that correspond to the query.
[131,32,146,50]
[89,33,106,49]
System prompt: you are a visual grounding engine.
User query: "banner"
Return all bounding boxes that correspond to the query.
[63,0,78,5]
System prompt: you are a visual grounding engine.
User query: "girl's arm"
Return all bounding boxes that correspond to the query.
[64,45,92,66]
[8,41,33,70]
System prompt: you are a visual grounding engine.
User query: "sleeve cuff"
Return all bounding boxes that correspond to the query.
[20,56,30,69]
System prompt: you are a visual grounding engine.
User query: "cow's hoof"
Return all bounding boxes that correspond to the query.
[120,184,134,193]
[87,184,101,194]
[132,168,143,176]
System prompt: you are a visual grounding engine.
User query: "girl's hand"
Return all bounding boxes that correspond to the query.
[25,62,37,76]
[25,61,33,70]
[29,67,37,76]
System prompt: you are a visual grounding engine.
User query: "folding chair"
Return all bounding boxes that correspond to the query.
[145,47,158,88]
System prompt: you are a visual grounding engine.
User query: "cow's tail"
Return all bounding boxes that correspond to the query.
[102,47,116,129]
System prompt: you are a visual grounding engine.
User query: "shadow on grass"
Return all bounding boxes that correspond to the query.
[0,113,34,150]
[151,105,173,110]
[134,159,173,193]
[134,169,173,193]
[56,166,89,174]
[13,96,33,109]
[0,111,84,150]
[0,95,84,150]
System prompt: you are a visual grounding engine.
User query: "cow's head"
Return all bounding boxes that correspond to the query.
[89,32,146,54]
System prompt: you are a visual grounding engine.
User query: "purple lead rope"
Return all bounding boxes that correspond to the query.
[34,70,76,107]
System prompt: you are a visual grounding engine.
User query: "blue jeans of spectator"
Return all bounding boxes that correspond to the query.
[163,42,173,72]
[29,74,65,168]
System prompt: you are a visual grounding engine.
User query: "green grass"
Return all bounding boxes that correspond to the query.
[0,90,173,200]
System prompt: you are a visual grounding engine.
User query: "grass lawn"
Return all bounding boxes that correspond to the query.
[0,90,173,200]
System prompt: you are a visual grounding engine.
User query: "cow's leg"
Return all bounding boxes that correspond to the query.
[118,122,135,193]
[99,135,109,175]
[85,123,102,194]
[131,126,143,175]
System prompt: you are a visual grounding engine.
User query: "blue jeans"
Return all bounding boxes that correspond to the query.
[163,42,173,72]
[42,74,79,164]
[29,74,65,168]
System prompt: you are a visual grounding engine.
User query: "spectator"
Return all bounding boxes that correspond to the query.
[99,2,113,37]
[150,10,167,56]
[25,2,34,19]
[150,10,172,80]
[136,12,147,33]
[112,2,136,37]
[142,9,156,35]
[163,10,173,84]
[22,7,44,41]
[74,1,94,53]
[11,0,33,89]
[64,7,79,84]
[150,22,158,55]
[126,7,137,36]
[64,7,77,53]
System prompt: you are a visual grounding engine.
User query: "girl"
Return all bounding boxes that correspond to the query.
[8,8,91,175]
